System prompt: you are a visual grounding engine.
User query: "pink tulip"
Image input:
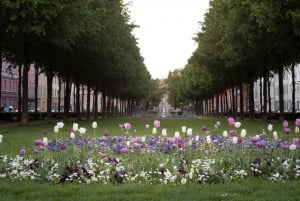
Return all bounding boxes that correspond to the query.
[153,120,160,128]
[295,118,300,127]
[282,120,289,128]
[227,117,235,126]
[124,122,131,130]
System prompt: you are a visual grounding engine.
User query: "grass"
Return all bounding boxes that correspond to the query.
[0,116,296,156]
[0,117,300,201]
[0,179,300,201]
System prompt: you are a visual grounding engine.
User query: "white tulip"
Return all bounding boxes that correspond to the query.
[54,125,59,133]
[223,130,228,138]
[174,131,180,138]
[232,136,238,144]
[234,122,241,128]
[42,137,48,146]
[79,127,86,134]
[289,144,297,150]
[162,128,167,137]
[195,135,200,141]
[240,129,247,138]
[70,131,75,139]
[0,134,3,143]
[73,123,79,132]
[152,127,157,135]
[141,136,146,142]
[57,122,64,129]
[206,135,211,144]
[295,127,299,133]
[92,122,97,129]
[182,126,187,133]
[273,131,278,140]
[267,124,273,132]
[187,128,193,136]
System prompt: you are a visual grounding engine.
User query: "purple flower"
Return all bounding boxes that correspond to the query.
[283,127,291,134]
[202,126,208,132]
[60,143,66,150]
[227,117,235,126]
[153,120,160,128]
[42,129,48,135]
[104,131,110,137]
[167,137,176,144]
[292,138,299,145]
[255,140,266,148]
[19,149,26,156]
[282,120,289,128]
[295,118,300,127]
[120,147,129,153]
[281,143,289,150]
[229,130,237,136]
[133,143,142,149]
[124,122,131,130]
[33,139,43,146]
[33,149,39,154]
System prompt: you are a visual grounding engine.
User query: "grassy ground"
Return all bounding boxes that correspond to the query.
[0,116,291,156]
[0,179,300,201]
[0,117,300,201]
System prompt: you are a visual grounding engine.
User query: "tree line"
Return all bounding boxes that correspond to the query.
[0,0,161,124]
[167,0,300,120]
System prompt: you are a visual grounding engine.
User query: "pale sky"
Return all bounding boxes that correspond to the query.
[125,0,210,79]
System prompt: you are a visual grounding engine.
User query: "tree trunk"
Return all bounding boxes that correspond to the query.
[239,81,244,120]
[64,74,71,119]
[291,64,296,114]
[58,78,61,113]
[46,70,53,120]
[102,91,106,118]
[86,84,91,120]
[249,82,255,119]
[278,59,285,121]
[34,66,39,112]
[231,81,235,117]
[259,77,263,113]
[268,75,272,112]
[0,45,2,106]
[263,68,268,120]
[21,43,30,125]
[93,88,98,120]
[18,65,22,113]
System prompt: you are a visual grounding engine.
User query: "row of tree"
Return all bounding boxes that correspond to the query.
[167,0,300,120]
[0,0,161,123]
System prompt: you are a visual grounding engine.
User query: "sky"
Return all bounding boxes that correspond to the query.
[125,0,210,79]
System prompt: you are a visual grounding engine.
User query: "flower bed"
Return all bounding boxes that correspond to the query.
[0,118,300,184]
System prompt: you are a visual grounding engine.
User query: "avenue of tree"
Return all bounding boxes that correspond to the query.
[0,0,162,124]
[167,0,300,121]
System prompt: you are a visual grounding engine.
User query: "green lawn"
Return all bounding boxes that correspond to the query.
[0,117,290,156]
[0,179,299,201]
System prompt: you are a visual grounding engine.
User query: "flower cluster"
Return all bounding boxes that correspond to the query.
[0,118,300,185]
